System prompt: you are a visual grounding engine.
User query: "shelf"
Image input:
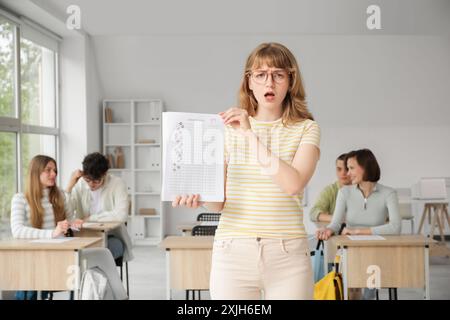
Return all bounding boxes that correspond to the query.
[105,144,131,147]
[135,192,160,195]
[135,143,160,147]
[104,123,130,126]
[134,122,160,126]
[104,98,163,246]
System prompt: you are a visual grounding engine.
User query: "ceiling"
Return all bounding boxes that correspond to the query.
[1,0,449,36]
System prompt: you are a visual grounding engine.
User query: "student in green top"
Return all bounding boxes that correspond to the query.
[309,153,351,223]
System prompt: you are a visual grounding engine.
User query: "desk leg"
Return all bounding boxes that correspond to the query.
[342,247,348,300]
[424,246,430,300]
[166,250,172,300]
[73,250,81,300]
[103,231,107,247]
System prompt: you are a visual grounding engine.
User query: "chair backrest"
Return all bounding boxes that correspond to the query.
[412,178,447,200]
[398,202,414,219]
[191,225,217,236]
[79,247,128,300]
[197,213,221,222]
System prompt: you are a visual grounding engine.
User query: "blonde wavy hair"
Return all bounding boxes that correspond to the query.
[25,155,66,228]
[238,42,314,126]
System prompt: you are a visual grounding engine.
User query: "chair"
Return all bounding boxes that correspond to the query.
[191,225,217,236]
[115,256,129,297]
[398,203,415,234]
[196,213,221,222]
[114,221,130,297]
[80,247,128,300]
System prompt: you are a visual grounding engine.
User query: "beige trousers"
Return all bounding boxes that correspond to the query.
[210,237,313,300]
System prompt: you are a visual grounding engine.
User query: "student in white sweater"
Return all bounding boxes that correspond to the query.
[66,152,133,261]
[10,155,82,239]
[10,155,83,300]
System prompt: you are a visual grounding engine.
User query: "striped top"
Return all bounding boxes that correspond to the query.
[10,188,72,239]
[215,117,321,240]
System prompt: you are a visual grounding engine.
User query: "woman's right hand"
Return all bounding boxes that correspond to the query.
[52,220,69,238]
[316,227,334,240]
[172,194,204,209]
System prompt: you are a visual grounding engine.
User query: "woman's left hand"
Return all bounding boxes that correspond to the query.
[219,108,251,134]
[70,219,84,230]
[341,227,359,235]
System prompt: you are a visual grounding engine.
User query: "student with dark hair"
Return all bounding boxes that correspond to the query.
[316,148,401,239]
[309,153,351,223]
[66,152,133,261]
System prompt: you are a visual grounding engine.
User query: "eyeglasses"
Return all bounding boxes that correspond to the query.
[83,176,104,185]
[248,69,291,84]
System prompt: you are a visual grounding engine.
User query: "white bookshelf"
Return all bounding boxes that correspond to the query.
[103,99,164,246]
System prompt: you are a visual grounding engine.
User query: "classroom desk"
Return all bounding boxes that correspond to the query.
[74,222,122,247]
[0,237,102,299]
[329,235,435,300]
[160,236,214,299]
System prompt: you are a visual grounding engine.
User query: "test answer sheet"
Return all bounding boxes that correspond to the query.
[161,112,225,202]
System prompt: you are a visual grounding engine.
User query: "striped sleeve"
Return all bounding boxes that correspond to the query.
[10,193,53,239]
[299,120,321,148]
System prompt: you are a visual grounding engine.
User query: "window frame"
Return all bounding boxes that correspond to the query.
[0,12,60,196]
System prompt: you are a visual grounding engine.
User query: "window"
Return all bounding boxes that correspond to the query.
[0,17,16,118]
[21,133,56,186]
[0,132,17,219]
[21,38,56,127]
[0,12,60,224]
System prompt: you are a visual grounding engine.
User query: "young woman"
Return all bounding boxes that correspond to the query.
[10,155,82,299]
[316,149,401,240]
[11,155,80,239]
[316,149,401,299]
[173,42,321,299]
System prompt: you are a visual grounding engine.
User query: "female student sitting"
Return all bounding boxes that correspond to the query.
[10,155,82,299]
[316,148,401,299]
[316,148,401,240]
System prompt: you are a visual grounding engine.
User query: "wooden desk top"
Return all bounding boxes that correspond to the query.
[160,236,214,250]
[330,235,436,247]
[0,237,103,250]
[81,221,122,231]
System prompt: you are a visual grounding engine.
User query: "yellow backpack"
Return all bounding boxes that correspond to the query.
[314,255,343,300]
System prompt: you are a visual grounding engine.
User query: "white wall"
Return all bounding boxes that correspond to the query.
[59,34,103,187]
[90,35,450,235]
[59,35,88,188]
[85,34,103,153]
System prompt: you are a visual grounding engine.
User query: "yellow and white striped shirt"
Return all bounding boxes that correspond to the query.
[215,116,321,240]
